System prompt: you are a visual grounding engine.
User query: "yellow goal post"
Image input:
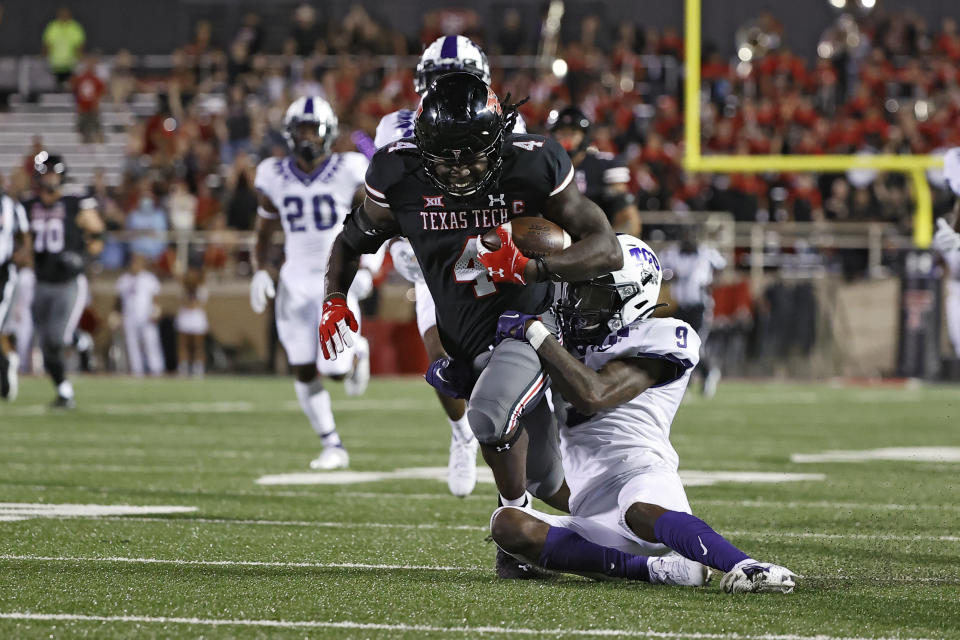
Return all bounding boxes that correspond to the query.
[682,0,943,247]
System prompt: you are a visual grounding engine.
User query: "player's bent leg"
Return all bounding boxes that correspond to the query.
[292,364,348,471]
[490,507,707,586]
[520,398,566,509]
[623,502,796,593]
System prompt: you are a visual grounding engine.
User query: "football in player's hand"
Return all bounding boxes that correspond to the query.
[480,217,572,258]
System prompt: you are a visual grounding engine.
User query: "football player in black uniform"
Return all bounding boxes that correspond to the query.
[23,153,104,408]
[321,73,622,573]
[547,106,641,236]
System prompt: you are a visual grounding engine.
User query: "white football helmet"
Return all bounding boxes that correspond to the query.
[557,235,663,346]
[283,96,339,162]
[414,35,491,95]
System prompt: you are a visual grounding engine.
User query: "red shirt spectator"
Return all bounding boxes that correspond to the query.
[71,65,104,113]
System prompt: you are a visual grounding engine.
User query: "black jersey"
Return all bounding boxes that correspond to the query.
[365,134,574,360]
[23,194,88,283]
[574,150,632,221]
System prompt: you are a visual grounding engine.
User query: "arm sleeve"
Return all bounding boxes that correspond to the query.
[620,319,701,386]
[254,160,279,218]
[602,158,631,186]
[542,137,574,196]
[364,148,406,208]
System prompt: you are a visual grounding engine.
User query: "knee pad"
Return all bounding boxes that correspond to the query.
[466,398,512,445]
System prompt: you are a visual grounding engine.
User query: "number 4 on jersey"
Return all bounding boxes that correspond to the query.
[454,237,497,297]
[512,140,545,151]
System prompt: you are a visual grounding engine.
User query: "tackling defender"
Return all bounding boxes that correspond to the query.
[489,235,797,593]
[320,74,621,573]
[373,35,528,497]
[250,96,380,470]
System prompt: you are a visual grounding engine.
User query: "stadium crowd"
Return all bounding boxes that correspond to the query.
[9,3,960,278]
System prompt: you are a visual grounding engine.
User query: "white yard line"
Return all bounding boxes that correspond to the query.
[7,514,957,543]
[0,554,473,572]
[0,611,942,639]
[0,398,429,418]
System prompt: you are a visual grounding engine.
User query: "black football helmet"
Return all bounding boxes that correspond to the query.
[414,72,514,199]
[34,151,67,179]
[547,106,591,154]
[34,151,67,192]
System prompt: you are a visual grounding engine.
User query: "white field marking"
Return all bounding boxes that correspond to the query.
[792,447,960,464]
[0,503,196,522]
[694,499,960,513]
[0,398,428,417]
[12,515,960,544]
[0,556,955,586]
[0,554,475,572]
[256,467,824,487]
[3,462,236,474]
[0,612,944,640]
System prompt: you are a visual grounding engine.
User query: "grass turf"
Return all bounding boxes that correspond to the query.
[1,376,958,639]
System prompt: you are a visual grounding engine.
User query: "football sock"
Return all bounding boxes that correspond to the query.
[653,510,750,573]
[449,416,473,443]
[539,526,651,581]
[498,492,530,508]
[57,380,74,400]
[295,380,342,448]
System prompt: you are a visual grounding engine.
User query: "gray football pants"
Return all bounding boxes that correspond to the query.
[31,276,87,379]
[468,312,564,500]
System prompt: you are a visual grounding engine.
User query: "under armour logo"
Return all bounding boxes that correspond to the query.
[488,268,505,278]
[496,442,511,452]
[488,193,506,206]
[423,195,445,208]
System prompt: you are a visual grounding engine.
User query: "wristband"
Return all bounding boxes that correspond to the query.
[526,320,551,351]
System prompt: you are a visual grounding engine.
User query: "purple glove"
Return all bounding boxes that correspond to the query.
[424,357,474,399]
[494,310,541,346]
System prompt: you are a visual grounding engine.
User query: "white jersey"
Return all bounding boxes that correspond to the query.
[0,194,28,264]
[255,152,368,294]
[660,245,726,307]
[374,108,527,149]
[115,271,160,324]
[555,317,701,513]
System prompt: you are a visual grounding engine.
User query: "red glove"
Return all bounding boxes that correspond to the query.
[476,226,530,285]
[319,296,358,360]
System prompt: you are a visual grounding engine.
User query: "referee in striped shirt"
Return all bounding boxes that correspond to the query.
[0,191,30,400]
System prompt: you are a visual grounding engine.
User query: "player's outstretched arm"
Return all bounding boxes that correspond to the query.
[325,197,400,301]
[535,182,623,283]
[498,313,676,414]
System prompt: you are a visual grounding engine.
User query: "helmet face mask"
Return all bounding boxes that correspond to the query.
[557,236,663,347]
[415,73,508,200]
[283,97,338,165]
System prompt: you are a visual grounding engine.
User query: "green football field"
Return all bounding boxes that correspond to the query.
[1,376,958,639]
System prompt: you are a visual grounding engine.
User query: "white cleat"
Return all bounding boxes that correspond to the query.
[447,432,479,497]
[703,367,721,398]
[2,352,18,400]
[721,560,797,594]
[344,336,370,396]
[309,447,350,470]
[647,554,711,587]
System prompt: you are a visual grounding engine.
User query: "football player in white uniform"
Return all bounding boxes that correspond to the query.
[373,35,527,497]
[250,96,380,470]
[489,235,797,593]
[933,148,960,356]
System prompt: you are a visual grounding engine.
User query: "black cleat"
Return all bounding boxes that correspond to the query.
[495,548,546,580]
[50,395,76,409]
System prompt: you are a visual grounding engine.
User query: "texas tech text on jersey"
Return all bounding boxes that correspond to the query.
[363,133,573,361]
